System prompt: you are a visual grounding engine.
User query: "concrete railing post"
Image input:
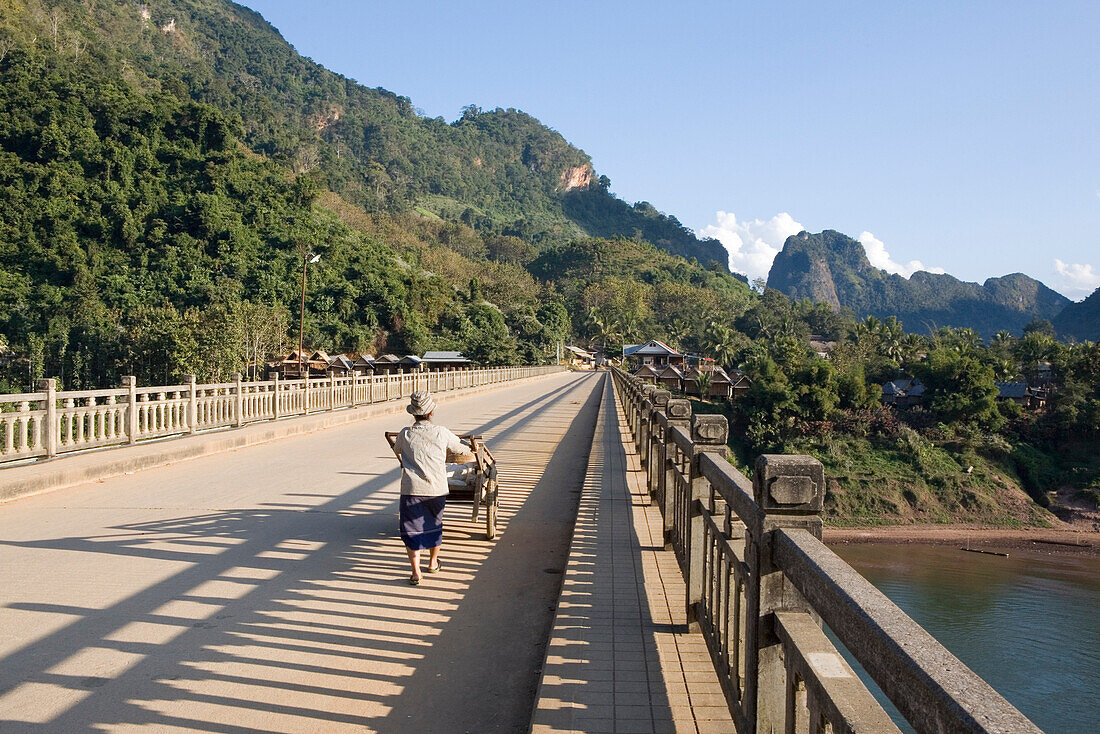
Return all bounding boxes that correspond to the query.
[646,389,670,495]
[686,413,728,630]
[633,383,647,439]
[329,373,336,412]
[234,374,244,427]
[271,373,280,420]
[185,374,197,433]
[303,371,310,415]
[123,376,138,444]
[662,398,692,546]
[36,378,58,458]
[639,384,657,463]
[744,454,826,731]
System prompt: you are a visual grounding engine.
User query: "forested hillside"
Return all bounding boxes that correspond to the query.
[766,230,1071,340]
[0,0,745,389]
[1053,287,1100,342]
[0,0,727,263]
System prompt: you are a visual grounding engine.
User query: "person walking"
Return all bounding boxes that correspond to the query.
[393,391,468,585]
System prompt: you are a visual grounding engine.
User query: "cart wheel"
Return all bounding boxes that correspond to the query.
[485,479,498,540]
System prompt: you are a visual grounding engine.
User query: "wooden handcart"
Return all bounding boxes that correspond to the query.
[385,432,500,540]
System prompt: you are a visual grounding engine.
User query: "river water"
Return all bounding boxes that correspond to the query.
[828,543,1100,733]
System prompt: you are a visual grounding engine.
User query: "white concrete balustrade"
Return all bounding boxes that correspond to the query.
[1,367,560,466]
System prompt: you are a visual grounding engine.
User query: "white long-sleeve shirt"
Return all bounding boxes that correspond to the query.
[394,421,467,497]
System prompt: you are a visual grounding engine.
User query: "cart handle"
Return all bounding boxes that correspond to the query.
[383,431,485,459]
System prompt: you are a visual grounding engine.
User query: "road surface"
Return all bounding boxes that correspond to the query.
[0,371,604,733]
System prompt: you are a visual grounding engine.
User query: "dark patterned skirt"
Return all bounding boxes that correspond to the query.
[399,494,447,550]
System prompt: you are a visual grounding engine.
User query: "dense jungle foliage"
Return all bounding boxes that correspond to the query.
[0,0,1096,524]
[0,0,732,389]
[701,311,1100,524]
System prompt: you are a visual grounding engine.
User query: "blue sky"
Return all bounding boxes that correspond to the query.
[239,0,1099,300]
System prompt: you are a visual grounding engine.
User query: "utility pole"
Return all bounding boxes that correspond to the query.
[298,252,320,379]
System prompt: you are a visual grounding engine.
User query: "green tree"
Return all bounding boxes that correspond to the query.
[737,355,796,451]
[919,350,1003,429]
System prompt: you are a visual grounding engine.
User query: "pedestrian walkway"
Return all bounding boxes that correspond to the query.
[531,376,736,733]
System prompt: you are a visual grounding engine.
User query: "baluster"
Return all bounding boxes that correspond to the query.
[94,399,105,441]
[17,401,30,452]
[3,415,13,455]
[73,397,88,444]
[63,397,76,446]
[105,395,117,439]
[85,396,96,441]
[136,393,146,435]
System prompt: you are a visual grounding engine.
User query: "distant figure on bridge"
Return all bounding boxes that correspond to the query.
[393,391,469,586]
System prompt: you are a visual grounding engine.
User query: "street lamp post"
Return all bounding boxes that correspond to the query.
[298,252,321,379]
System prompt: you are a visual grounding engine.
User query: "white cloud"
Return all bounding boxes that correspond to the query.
[701,212,949,283]
[1053,259,1100,297]
[700,211,804,282]
[858,231,946,278]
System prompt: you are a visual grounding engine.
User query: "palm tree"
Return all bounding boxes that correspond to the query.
[991,330,1014,349]
[856,315,882,339]
[703,321,739,370]
[665,318,692,351]
[585,307,617,343]
[993,358,1019,381]
[617,310,642,346]
[694,368,714,398]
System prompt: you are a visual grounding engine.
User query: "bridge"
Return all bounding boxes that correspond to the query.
[0,368,1042,732]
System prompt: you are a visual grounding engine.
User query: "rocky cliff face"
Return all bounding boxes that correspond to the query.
[766,231,1071,338]
[560,164,593,191]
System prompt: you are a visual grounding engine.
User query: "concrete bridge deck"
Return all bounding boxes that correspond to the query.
[0,371,730,733]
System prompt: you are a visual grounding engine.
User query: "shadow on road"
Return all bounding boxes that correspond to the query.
[0,373,604,733]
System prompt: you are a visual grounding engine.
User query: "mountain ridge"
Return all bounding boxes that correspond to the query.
[21,0,729,269]
[766,230,1072,339]
[1053,286,1100,341]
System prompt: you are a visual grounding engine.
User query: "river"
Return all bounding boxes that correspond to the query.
[828,543,1100,733]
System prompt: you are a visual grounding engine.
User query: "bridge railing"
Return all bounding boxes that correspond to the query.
[0,366,562,466]
[610,366,1041,734]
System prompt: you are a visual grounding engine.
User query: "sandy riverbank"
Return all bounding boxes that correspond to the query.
[824,524,1100,557]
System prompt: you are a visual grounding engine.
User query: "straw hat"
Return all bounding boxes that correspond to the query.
[407,391,436,416]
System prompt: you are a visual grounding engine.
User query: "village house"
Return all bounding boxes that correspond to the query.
[706,367,742,400]
[271,350,331,379]
[624,340,685,370]
[632,364,660,384]
[656,365,684,392]
[682,366,709,397]
[326,354,355,377]
[564,345,596,370]
[1035,362,1053,385]
[996,381,1048,410]
[371,354,402,375]
[809,335,837,359]
[421,351,474,371]
[881,378,925,408]
[397,355,424,373]
[353,354,375,375]
[728,369,752,400]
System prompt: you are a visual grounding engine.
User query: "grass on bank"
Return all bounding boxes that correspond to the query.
[689,397,1059,528]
